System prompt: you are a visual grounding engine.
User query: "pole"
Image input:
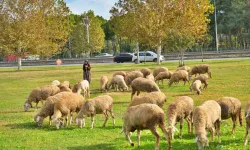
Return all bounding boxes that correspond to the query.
[83,16,90,57]
[214,0,219,53]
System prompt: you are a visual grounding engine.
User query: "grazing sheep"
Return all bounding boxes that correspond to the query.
[100,76,109,92]
[190,80,202,95]
[108,75,128,92]
[72,80,90,98]
[176,66,191,72]
[122,103,171,150]
[189,64,211,79]
[216,97,242,134]
[75,95,115,129]
[24,85,61,112]
[146,74,155,81]
[129,91,166,108]
[51,80,60,86]
[125,71,144,86]
[140,68,151,77]
[168,70,189,86]
[167,96,194,140]
[112,71,127,78]
[131,77,160,100]
[244,100,250,145]
[51,92,85,129]
[155,71,172,85]
[61,81,71,88]
[153,67,168,77]
[58,84,72,92]
[192,75,209,89]
[194,100,221,150]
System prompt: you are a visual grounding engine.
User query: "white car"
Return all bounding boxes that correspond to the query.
[95,53,113,57]
[132,51,165,63]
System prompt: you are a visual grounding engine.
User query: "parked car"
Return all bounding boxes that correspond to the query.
[21,55,40,61]
[132,51,165,63]
[113,53,133,63]
[94,53,113,57]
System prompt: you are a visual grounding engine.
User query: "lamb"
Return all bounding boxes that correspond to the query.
[24,85,61,112]
[167,96,194,140]
[189,64,211,79]
[146,74,155,81]
[176,66,191,72]
[130,77,160,100]
[190,80,202,95]
[100,76,109,92]
[194,100,221,150]
[129,91,166,108]
[51,80,60,86]
[155,71,172,85]
[216,97,242,134]
[112,71,127,78]
[192,75,209,89]
[168,70,189,86]
[122,103,171,150]
[72,80,90,98]
[108,75,128,92]
[51,92,85,129]
[125,70,144,86]
[75,95,115,129]
[244,100,250,145]
[153,67,168,77]
[140,68,151,77]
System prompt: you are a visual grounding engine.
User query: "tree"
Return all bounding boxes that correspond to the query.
[0,0,70,70]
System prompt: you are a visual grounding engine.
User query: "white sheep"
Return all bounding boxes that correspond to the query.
[194,100,221,150]
[75,95,115,129]
[129,91,166,108]
[108,75,128,92]
[51,92,85,129]
[122,103,171,150]
[190,80,202,95]
[216,97,242,134]
[51,80,60,86]
[192,75,209,89]
[167,96,194,140]
[72,80,90,98]
[24,85,61,112]
[100,76,109,92]
[244,100,250,145]
[130,77,160,100]
[168,70,189,86]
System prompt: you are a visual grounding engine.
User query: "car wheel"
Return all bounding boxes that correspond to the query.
[153,58,157,62]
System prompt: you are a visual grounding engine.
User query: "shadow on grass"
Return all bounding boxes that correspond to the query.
[68,143,117,150]
[0,110,25,114]
[5,122,38,130]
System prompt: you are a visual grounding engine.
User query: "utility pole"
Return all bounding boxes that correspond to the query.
[83,16,90,57]
[214,0,219,53]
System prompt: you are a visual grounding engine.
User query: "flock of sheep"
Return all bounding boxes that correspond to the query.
[23,64,250,150]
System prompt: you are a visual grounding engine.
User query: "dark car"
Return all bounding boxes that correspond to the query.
[113,53,133,63]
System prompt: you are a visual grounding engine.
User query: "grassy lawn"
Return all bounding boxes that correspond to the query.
[0,59,250,150]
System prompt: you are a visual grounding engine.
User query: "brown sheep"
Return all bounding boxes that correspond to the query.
[140,68,151,77]
[153,67,168,77]
[100,76,109,92]
[112,71,127,78]
[168,70,189,86]
[176,66,191,72]
[125,71,144,86]
[192,75,209,89]
[189,64,211,79]
[155,71,172,85]
[216,97,242,134]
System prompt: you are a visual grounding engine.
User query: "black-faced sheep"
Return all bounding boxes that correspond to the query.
[24,85,61,112]
[153,67,168,77]
[216,97,242,134]
[100,76,109,92]
[189,64,211,79]
[130,77,160,100]
[129,91,166,108]
[194,100,221,150]
[140,68,151,77]
[125,71,144,86]
[190,80,202,95]
[167,96,194,140]
[72,80,90,98]
[122,103,171,150]
[51,92,85,129]
[244,100,250,146]
[75,95,115,129]
[168,70,189,86]
[192,75,209,89]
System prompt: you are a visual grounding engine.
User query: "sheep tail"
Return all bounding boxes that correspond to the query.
[239,108,242,126]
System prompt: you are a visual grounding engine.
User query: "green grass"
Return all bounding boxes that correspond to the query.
[0,59,250,150]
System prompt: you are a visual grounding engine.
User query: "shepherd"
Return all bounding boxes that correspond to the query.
[83,60,91,83]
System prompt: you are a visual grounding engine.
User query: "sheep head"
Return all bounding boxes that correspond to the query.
[168,126,179,140]
[24,102,31,112]
[34,115,44,127]
[195,134,208,150]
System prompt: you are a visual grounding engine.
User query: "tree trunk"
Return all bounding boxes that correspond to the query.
[156,40,161,65]
[180,50,184,66]
[17,56,22,70]
[201,47,204,62]
[136,41,140,64]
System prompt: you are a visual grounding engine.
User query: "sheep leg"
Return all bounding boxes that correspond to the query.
[190,112,194,134]
[244,124,250,146]
[161,79,163,85]
[179,119,183,138]
[231,115,237,134]
[186,118,191,134]
[125,130,134,146]
[109,110,115,126]
[66,115,69,127]
[210,127,215,142]
[131,90,136,100]
[102,111,108,127]
[216,120,221,143]
[136,91,140,96]
[91,114,95,129]
[159,123,172,150]
[49,116,52,126]
[151,127,160,150]
[70,112,73,125]
[137,129,141,148]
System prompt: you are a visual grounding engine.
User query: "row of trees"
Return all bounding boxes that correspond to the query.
[0,0,250,69]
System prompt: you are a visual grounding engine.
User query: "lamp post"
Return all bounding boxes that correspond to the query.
[214,0,219,53]
[83,16,90,44]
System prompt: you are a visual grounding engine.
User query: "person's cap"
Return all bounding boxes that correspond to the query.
[84,60,88,62]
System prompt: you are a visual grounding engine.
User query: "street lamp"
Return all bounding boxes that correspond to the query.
[214,0,219,53]
[83,16,90,44]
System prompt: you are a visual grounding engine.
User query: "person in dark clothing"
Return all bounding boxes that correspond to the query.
[83,60,91,83]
